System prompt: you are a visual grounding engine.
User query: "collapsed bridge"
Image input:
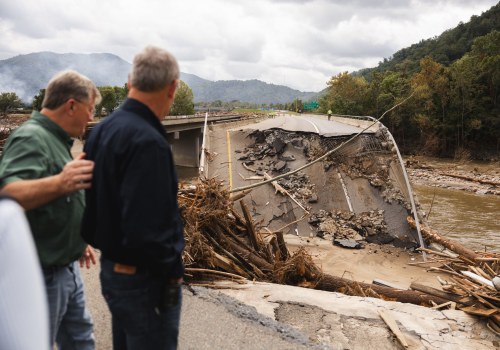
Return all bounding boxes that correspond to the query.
[203,113,424,248]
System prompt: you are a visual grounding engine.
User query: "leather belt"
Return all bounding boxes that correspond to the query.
[113,263,137,275]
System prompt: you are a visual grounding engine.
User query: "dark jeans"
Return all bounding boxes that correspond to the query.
[100,258,182,350]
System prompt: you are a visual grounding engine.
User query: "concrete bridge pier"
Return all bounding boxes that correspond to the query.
[167,128,203,168]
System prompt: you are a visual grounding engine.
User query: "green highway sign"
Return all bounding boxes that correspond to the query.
[303,101,319,110]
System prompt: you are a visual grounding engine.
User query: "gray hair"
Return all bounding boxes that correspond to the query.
[129,46,180,92]
[42,70,102,109]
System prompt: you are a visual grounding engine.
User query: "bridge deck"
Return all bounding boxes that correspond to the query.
[236,114,379,137]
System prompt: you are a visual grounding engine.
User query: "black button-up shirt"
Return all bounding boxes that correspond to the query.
[81,98,184,278]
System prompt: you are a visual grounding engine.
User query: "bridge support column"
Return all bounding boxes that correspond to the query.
[167,128,203,168]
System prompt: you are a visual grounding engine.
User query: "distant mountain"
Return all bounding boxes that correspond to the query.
[0,52,319,104]
[0,52,130,102]
[180,73,318,104]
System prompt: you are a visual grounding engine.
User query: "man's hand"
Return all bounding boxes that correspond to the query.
[58,152,94,193]
[79,245,97,269]
[2,152,95,210]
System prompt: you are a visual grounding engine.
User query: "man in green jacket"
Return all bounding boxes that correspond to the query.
[0,70,101,349]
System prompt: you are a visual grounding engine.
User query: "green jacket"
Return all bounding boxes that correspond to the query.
[0,111,86,266]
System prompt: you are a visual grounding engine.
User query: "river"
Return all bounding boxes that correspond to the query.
[407,156,499,253]
[414,185,500,253]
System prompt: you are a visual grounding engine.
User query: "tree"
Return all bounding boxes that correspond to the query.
[322,72,369,115]
[32,89,46,111]
[0,92,22,114]
[170,80,194,116]
[291,98,303,112]
[469,30,500,108]
[96,86,119,116]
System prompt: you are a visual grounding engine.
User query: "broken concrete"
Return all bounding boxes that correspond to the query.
[219,281,499,350]
[230,125,420,247]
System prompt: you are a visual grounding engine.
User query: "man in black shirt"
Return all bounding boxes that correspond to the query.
[82,46,185,350]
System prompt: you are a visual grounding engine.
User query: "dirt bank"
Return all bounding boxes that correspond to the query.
[406,156,500,196]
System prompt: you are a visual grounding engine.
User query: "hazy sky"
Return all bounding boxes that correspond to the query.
[0,0,497,92]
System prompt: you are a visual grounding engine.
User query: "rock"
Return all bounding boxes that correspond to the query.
[290,138,303,148]
[370,178,384,187]
[308,194,318,203]
[340,211,353,221]
[319,220,339,235]
[274,161,287,171]
[272,138,286,154]
[308,216,320,225]
[280,153,296,161]
[364,227,376,236]
[333,238,363,249]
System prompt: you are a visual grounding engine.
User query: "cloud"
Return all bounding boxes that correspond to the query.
[0,0,497,92]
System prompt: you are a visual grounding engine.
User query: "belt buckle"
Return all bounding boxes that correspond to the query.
[113,263,137,275]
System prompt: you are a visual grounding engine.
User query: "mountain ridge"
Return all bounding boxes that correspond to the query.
[0,52,318,104]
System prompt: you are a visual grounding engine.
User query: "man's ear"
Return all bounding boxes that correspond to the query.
[167,80,178,98]
[67,98,75,112]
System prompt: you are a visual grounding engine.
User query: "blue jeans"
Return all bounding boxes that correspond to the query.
[42,261,95,349]
[100,258,182,350]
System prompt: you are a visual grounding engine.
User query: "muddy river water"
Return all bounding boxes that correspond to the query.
[408,157,499,253]
[414,184,500,253]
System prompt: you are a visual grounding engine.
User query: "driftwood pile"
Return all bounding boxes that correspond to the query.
[407,217,500,334]
[179,177,299,285]
[178,178,493,312]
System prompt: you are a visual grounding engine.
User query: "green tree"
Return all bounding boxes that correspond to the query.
[291,98,303,112]
[170,80,194,116]
[0,92,22,114]
[449,55,482,149]
[322,72,369,115]
[95,86,119,117]
[115,83,128,105]
[32,89,46,111]
[469,30,500,108]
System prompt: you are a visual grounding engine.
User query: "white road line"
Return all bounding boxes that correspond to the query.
[337,170,353,212]
[298,116,320,134]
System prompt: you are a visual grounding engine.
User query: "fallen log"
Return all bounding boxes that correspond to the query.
[407,216,479,262]
[440,172,500,187]
[230,189,252,202]
[223,235,274,273]
[240,200,260,251]
[410,282,474,306]
[315,274,448,306]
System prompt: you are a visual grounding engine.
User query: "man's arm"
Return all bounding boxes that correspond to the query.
[3,153,94,211]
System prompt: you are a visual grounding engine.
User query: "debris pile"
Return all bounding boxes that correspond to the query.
[237,130,317,208]
[179,177,307,284]
[307,209,388,249]
[177,179,480,309]
[241,129,411,213]
[407,217,500,333]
